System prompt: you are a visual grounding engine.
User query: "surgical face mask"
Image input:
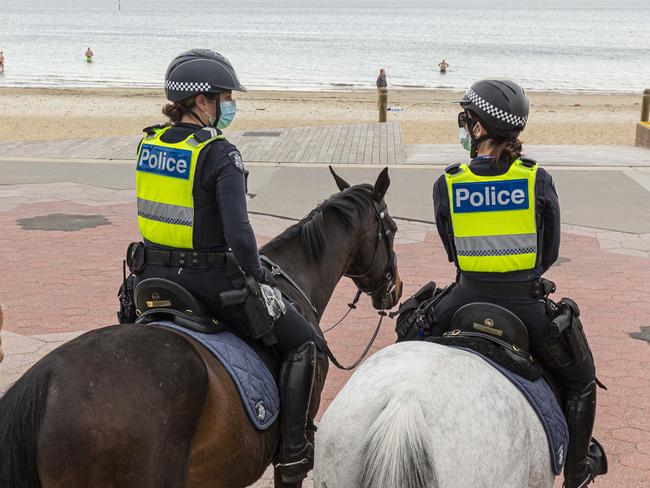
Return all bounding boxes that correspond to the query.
[217,100,237,129]
[459,127,472,151]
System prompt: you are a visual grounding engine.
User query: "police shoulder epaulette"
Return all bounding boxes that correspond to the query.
[142,123,168,135]
[445,163,462,175]
[192,127,222,143]
[519,157,537,168]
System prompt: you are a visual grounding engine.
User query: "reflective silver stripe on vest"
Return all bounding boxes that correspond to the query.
[137,198,193,227]
[454,233,537,257]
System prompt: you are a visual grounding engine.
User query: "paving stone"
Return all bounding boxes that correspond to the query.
[0,180,649,487]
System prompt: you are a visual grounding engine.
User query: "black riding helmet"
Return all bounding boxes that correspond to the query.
[164,49,247,102]
[458,79,529,139]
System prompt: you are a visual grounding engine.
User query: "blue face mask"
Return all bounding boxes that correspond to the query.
[217,100,237,129]
[459,127,472,151]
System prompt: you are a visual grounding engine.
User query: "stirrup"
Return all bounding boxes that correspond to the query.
[563,439,608,488]
[276,443,314,483]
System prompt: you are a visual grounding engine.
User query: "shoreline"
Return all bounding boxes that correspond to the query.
[0,85,645,97]
[0,87,643,145]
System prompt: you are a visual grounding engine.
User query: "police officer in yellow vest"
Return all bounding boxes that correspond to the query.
[133,49,322,483]
[432,80,606,488]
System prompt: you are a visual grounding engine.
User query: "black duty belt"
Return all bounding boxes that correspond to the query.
[144,248,228,268]
[459,274,543,299]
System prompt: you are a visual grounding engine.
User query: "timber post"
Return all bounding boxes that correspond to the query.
[378,88,388,123]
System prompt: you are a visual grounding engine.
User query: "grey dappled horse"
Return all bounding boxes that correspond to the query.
[314,341,553,488]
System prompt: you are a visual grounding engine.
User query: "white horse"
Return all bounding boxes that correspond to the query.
[314,341,554,488]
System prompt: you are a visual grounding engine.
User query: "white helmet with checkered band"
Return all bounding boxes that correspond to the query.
[458,80,529,138]
[164,49,247,102]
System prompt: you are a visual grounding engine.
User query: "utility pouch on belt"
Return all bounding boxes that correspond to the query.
[220,255,279,347]
[117,260,137,324]
[543,297,589,368]
[126,241,146,274]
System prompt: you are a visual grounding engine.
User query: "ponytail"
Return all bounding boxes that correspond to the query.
[490,137,523,169]
[162,102,184,123]
[162,95,199,124]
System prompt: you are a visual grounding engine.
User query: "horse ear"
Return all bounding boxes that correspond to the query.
[373,167,390,201]
[329,165,351,191]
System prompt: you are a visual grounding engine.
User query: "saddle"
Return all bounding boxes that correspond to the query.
[430,302,543,382]
[133,278,223,334]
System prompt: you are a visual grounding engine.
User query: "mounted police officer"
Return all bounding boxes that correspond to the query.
[428,80,607,487]
[129,49,322,483]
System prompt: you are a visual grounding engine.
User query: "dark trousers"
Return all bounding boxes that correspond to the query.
[135,264,323,354]
[434,281,595,394]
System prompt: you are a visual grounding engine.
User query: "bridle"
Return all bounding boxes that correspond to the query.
[323,198,398,371]
[343,200,397,308]
[262,196,399,372]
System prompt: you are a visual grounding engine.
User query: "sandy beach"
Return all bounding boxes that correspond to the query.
[0,87,643,145]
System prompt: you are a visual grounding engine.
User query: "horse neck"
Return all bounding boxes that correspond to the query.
[265,213,361,319]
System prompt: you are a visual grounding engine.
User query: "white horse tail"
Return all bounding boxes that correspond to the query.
[359,393,437,488]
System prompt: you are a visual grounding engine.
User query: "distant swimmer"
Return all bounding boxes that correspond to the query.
[438,59,449,73]
[85,47,94,62]
[0,51,4,73]
[376,68,387,91]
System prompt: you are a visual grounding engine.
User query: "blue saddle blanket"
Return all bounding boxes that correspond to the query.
[153,321,279,430]
[458,347,568,475]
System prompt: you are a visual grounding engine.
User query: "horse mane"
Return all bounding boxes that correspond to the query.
[261,184,374,258]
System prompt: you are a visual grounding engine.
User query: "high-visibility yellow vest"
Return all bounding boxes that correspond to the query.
[135,126,225,249]
[445,159,538,273]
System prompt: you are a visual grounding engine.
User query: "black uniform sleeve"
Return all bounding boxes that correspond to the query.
[537,168,561,273]
[433,175,455,262]
[214,149,264,281]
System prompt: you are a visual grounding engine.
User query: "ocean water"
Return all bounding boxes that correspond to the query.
[0,0,648,92]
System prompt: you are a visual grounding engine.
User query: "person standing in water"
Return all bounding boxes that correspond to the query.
[85,47,94,62]
[439,59,449,73]
[0,51,5,73]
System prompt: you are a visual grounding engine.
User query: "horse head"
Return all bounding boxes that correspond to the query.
[329,166,403,311]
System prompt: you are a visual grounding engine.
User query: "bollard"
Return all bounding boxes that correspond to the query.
[641,89,650,122]
[378,88,388,123]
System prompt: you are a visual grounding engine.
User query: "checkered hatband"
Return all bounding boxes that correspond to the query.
[164,80,212,92]
[465,88,528,128]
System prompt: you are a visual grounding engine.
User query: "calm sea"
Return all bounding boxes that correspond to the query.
[0,0,648,92]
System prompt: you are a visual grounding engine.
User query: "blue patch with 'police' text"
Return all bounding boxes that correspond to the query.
[137,144,192,180]
[452,179,529,213]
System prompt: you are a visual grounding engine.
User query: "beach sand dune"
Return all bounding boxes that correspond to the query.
[0,88,642,145]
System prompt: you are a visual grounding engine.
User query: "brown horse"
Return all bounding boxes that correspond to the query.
[0,168,402,488]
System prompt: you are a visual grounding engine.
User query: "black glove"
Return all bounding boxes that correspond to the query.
[258,267,278,287]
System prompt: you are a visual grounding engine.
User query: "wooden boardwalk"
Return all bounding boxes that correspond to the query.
[0,122,405,165]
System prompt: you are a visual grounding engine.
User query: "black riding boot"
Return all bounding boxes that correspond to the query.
[563,382,608,488]
[276,341,316,483]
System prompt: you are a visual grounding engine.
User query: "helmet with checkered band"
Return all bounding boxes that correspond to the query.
[458,80,529,138]
[165,49,247,102]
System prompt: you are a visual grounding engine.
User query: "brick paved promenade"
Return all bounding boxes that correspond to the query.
[1,169,650,486]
